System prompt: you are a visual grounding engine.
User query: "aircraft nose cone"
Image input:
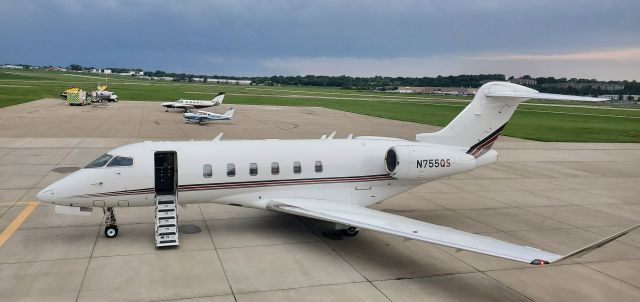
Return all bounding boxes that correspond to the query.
[36,186,56,204]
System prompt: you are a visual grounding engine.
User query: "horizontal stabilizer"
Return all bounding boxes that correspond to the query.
[485,91,607,102]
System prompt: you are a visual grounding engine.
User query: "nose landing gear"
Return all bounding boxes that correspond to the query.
[103,207,119,238]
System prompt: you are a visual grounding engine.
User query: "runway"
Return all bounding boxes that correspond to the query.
[0,99,639,301]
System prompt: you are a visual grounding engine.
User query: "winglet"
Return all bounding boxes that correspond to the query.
[546,223,640,264]
[213,132,223,141]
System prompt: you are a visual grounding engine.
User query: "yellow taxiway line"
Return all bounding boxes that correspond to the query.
[0,201,39,247]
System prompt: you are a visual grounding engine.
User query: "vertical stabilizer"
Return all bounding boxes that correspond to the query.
[415,82,604,157]
[224,108,235,119]
[212,92,225,105]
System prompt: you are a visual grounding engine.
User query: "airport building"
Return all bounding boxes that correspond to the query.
[0,64,24,69]
[542,82,625,91]
[509,77,537,86]
[207,78,252,85]
[599,94,640,102]
[396,86,478,95]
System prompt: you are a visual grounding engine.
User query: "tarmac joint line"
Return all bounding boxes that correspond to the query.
[0,201,39,247]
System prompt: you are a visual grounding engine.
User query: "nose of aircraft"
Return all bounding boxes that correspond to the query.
[36,185,56,204]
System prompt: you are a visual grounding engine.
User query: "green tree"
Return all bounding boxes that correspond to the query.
[69,64,83,71]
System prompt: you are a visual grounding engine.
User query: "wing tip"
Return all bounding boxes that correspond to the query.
[530,259,550,266]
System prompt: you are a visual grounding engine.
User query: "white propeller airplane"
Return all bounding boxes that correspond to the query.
[38,82,639,264]
[183,108,235,125]
[161,92,225,112]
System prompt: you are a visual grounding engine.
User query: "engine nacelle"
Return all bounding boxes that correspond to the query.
[384,145,477,180]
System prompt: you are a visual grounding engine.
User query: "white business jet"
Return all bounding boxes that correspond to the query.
[183,108,235,125]
[161,92,225,112]
[38,82,639,264]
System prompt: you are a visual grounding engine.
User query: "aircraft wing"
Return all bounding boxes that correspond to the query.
[267,198,639,265]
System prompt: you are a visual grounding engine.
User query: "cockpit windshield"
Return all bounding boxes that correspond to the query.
[85,154,113,168]
[107,156,134,167]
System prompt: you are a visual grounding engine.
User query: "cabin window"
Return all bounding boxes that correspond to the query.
[227,163,236,177]
[249,163,258,176]
[85,154,113,168]
[293,161,301,174]
[107,156,134,167]
[315,161,323,173]
[271,162,279,175]
[203,164,212,178]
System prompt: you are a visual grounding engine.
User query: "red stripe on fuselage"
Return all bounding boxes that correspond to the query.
[81,174,393,198]
[470,134,500,156]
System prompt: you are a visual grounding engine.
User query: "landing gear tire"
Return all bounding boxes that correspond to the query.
[340,227,359,237]
[103,207,118,238]
[105,225,118,238]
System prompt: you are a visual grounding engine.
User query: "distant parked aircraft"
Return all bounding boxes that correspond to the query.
[161,92,225,112]
[183,108,235,125]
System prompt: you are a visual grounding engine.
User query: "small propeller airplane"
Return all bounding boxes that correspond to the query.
[183,108,235,125]
[38,82,639,265]
[161,92,225,112]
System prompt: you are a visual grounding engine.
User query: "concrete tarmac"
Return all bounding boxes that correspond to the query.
[0,99,639,302]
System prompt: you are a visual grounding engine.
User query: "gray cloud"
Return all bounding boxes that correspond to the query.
[1,0,638,79]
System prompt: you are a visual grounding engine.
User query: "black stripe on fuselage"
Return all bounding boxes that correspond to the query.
[77,174,394,198]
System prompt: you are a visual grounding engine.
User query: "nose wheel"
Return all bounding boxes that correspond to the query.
[103,207,119,238]
[105,225,118,238]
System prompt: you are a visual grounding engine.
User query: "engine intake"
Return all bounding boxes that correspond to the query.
[385,145,477,180]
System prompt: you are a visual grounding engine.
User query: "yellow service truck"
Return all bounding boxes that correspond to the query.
[66,90,91,106]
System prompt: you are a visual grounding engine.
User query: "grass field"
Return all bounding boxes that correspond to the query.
[1,69,639,142]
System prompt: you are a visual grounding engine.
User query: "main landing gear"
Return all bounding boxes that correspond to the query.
[340,226,360,237]
[103,207,119,238]
[322,225,360,240]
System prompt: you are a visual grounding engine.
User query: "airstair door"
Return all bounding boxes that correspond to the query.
[154,152,179,247]
[154,152,177,195]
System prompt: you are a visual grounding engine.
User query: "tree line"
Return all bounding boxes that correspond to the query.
[26,63,640,95]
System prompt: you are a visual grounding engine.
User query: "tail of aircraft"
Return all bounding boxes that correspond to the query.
[224,108,235,119]
[416,82,604,158]
[212,92,225,105]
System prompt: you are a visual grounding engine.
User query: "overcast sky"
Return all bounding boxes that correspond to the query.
[1,0,639,80]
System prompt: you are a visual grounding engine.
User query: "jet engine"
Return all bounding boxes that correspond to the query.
[384,145,482,180]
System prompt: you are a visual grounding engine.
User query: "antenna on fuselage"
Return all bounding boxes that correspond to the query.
[213,132,223,141]
[346,134,353,139]
[327,131,336,139]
